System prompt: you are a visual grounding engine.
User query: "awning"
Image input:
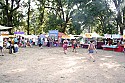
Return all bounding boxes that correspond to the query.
[85,32,102,38]
[58,32,65,37]
[62,35,70,39]
[104,34,121,38]
[0,25,13,30]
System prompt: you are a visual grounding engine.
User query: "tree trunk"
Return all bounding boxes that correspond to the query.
[27,0,30,35]
[5,0,9,26]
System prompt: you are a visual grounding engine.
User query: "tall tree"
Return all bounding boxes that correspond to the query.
[27,0,31,35]
[112,0,125,34]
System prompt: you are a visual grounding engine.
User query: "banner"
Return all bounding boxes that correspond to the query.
[0,31,9,35]
[85,33,92,38]
[62,35,70,39]
[123,34,125,39]
[49,30,58,39]
[14,32,24,34]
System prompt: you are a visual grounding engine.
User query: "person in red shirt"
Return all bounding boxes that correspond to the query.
[63,39,68,54]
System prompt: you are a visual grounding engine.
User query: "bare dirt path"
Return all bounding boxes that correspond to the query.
[0,46,125,83]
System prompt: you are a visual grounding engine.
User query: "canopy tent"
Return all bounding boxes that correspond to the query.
[92,32,102,38]
[62,35,70,39]
[85,32,102,38]
[58,32,65,38]
[0,25,12,30]
[104,34,122,39]
[23,35,38,39]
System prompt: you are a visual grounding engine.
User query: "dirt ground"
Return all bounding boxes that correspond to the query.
[0,46,125,83]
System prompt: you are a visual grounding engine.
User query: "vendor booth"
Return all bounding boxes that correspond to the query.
[0,25,13,38]
[82,32,103,49]
[102,34,123,52]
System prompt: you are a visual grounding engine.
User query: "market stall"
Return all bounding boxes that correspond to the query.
[82,32,103,49]
[0,25,13,38]
[102,34,123,52]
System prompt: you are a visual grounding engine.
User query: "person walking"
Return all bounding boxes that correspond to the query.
[88,40,97,62]
[72,38,77,53]
[63,39,68,54]
[46,37,50,47]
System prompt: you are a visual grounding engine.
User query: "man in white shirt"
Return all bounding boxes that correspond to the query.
[0,34,4,56]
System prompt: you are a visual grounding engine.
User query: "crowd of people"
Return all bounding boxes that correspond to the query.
[62,39,97,62]
[0,33,102,62]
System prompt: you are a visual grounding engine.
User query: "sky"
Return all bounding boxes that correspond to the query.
[108,0,116,11]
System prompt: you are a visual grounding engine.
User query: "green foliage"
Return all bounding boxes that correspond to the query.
[0,0,124,35]
[44,13,63,33]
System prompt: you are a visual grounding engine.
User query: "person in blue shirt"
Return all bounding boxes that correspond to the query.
[14,37,18,44]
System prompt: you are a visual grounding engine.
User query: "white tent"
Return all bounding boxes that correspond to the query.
[92,32,102,38]
[0,25,12,30]
[104,34,122,38]
[85,32,102,38]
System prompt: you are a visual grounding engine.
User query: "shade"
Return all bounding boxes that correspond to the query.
[62,35,70,39]
[0,25,12,30]
[92,32,102,38]
[85,32,102,38]
[104,34,121,38]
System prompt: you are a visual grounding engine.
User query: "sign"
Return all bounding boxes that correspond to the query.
[49,30,58,39]
[14,32,24,34]
[104,34,111,38]
[0,31,9,35]
[104,34,121,38]
[85,33,92,38]
[112,34,121,38]
[62,35,70,39]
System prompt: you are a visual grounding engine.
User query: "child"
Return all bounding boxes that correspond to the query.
[88,40,97,62]
[63,39,68,54]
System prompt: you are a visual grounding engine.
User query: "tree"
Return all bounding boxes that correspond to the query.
[112,0,125,34]
[0,0,21,34]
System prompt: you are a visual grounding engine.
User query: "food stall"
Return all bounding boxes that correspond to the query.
[61,35,71,46]
[102,34,123,52]
[82,32,103,48]
[0,25,13,38]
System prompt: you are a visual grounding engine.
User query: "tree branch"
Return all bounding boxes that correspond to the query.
[11,0,21,12]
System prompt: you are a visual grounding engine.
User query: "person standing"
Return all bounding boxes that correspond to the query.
[46,37,50,47]
[0,34,4,56]
[63,39,68,54]
[88,40,97,62]
[38,36,41,47]
[72,38,77,53]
